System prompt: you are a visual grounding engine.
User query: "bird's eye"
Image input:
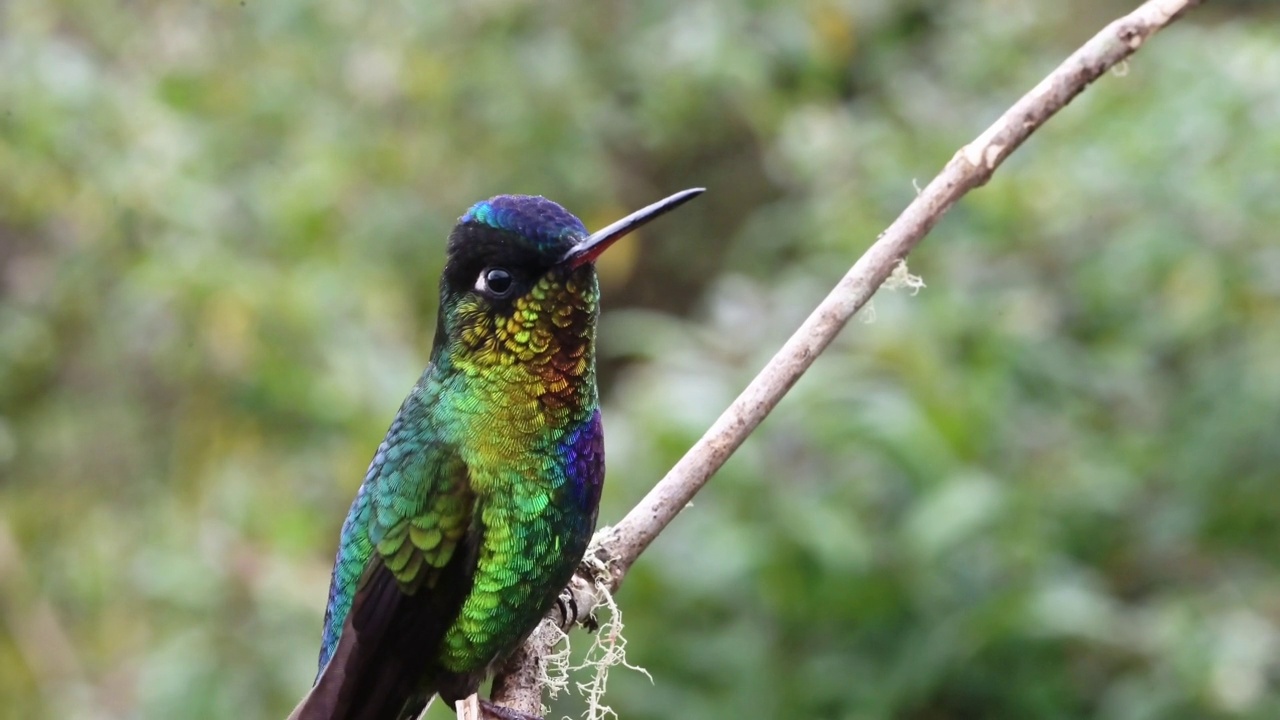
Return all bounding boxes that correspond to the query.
[476,267,514,297]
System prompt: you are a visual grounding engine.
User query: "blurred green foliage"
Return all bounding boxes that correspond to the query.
[2,0,1279,718]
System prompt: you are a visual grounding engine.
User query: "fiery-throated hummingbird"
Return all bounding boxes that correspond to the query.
[290,188,704,720]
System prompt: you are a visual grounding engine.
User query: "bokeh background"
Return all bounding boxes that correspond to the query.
[3,0,1280,718]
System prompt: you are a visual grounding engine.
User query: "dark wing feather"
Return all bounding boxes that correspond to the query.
[289,382,481,720]
[289,521,481,720]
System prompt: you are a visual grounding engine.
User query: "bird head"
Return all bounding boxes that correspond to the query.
[433,189,703,374]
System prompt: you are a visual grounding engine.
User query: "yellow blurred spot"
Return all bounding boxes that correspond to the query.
[203,293,255,375]
[809,1,857,64]
[1164,252,1223,332]
[595,233,639,288]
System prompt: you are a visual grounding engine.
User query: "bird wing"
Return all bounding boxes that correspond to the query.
[290,382,480,720]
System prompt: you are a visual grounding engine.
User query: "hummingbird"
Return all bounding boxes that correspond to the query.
[289,188,704,720]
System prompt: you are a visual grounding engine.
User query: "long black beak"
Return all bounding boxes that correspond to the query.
[560,188,705,269]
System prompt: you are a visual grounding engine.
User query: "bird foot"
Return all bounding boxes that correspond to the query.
[554,587,599,632]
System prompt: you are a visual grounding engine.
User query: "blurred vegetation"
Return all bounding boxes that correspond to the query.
[3,0,1280,718]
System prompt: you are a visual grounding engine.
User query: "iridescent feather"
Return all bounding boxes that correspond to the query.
[291,190,700,720]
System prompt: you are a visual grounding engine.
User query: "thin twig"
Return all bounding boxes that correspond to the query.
[488,0,1204,714]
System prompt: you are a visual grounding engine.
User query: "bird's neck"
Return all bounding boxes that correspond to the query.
[436,328,598,485]
[435,272,601,429]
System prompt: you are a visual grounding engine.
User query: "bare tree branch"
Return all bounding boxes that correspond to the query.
[487,0,1204,715]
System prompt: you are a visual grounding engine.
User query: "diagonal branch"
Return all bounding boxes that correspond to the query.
[487,0,1204,715]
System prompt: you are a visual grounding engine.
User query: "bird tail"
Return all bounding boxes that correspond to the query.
[286,563,442,720]
[286,687,433,720]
